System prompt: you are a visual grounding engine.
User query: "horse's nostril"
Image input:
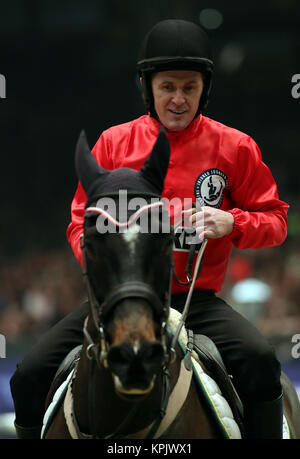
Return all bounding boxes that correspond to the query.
[140,342,164,372]
[107,344,135,377]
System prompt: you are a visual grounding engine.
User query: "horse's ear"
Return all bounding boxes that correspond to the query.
[75,130,109,196]
[140,127,170,194]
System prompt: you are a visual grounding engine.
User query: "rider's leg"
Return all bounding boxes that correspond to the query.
[10,301,89,438]
[243,393,283,439]
[172,291,283,439]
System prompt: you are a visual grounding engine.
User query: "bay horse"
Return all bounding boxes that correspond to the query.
[43,129,300,439]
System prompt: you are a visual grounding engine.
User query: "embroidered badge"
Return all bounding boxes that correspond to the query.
[194,169,228,208]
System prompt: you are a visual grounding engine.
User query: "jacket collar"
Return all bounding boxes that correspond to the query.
[146,114,203,140]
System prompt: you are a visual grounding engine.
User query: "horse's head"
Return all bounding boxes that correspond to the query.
[75,128,174,398]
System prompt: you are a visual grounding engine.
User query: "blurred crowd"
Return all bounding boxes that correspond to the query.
[0,249,85,357]
[0,242,299,360]
[222,242,300,361]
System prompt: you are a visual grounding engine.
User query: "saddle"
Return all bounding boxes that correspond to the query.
[192,333,244,433]
[46,345,82,407]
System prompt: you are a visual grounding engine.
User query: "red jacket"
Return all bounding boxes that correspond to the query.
[67,114,289,293]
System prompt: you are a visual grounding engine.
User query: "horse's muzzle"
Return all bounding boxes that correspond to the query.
[107,341,165,396]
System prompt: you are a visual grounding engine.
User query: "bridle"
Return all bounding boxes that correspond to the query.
[81,264,173,369]
[72,194,206,438]
[81,198,173,367]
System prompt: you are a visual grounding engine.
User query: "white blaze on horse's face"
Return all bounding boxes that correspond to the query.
[122,223,140,255]
[132,341,140,355]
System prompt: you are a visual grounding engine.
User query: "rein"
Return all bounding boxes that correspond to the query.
[171,238,208,352]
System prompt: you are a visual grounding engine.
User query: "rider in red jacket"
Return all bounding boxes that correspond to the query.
[67,113,288,294]
[10,19,289,439]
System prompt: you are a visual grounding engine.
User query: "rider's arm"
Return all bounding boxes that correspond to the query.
[189,135,289,248]
[226,135,289,249]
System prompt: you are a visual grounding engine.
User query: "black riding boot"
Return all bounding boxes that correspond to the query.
[14,422,42,439]
[244,392,283,439]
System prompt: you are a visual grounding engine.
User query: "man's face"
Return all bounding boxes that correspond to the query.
[151,70,204,131]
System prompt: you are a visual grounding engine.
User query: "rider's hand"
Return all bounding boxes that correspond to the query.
[182,206,234,240]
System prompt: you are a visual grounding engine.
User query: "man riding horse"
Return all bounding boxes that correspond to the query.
[11,19,290,439]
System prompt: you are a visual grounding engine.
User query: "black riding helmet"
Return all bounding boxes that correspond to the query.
[137,19,214,119]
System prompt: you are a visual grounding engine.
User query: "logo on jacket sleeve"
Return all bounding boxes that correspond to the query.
[194,169,228,208]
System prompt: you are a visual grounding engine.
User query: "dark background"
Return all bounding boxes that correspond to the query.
[0,0,299,258]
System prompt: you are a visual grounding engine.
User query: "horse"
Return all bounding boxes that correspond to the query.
[42,128,300,439]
